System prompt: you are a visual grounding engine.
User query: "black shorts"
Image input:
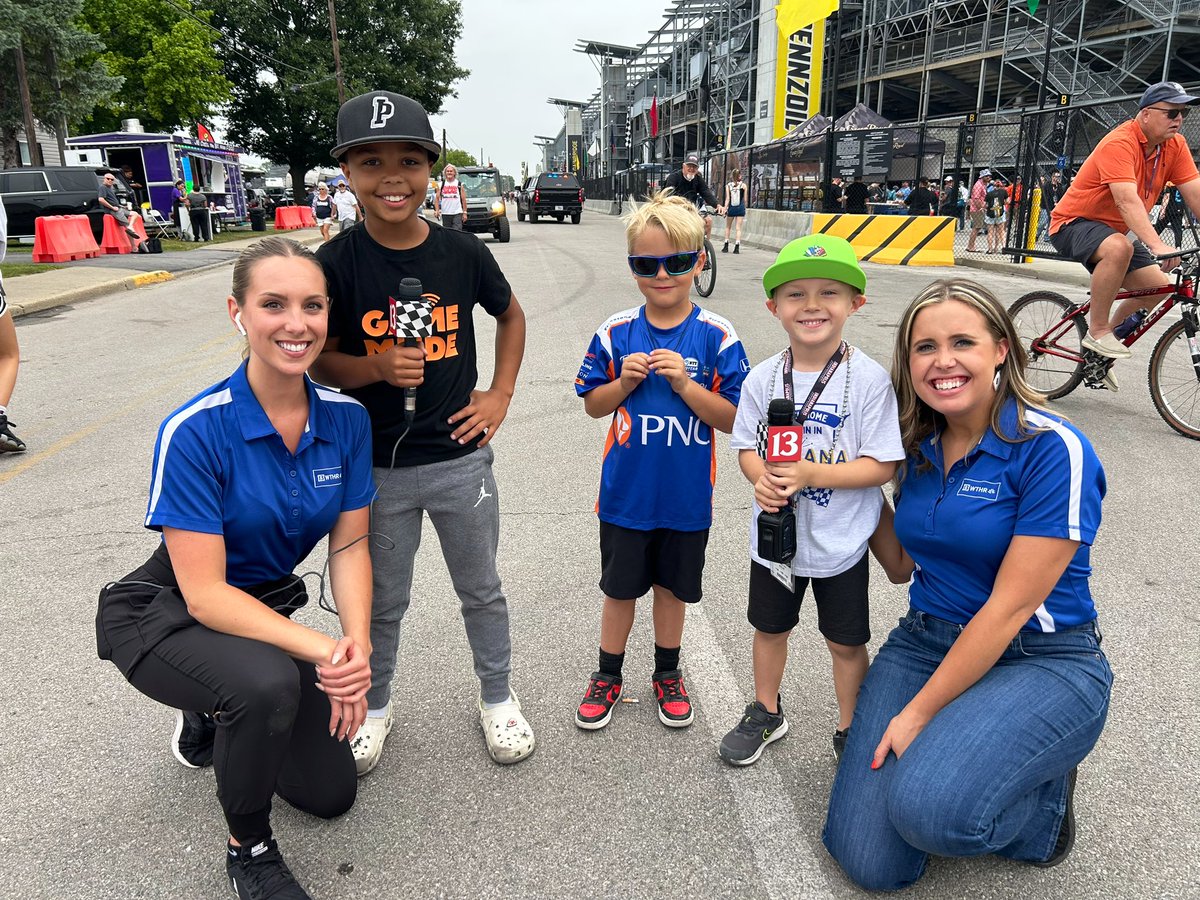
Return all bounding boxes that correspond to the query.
[748,552,870,645]
[1049,218,1157,274]
[599,521,709,603]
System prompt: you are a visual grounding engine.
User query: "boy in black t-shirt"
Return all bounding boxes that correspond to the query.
[312,90,534,774]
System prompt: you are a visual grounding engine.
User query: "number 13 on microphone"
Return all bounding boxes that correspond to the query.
[766,425,805,462]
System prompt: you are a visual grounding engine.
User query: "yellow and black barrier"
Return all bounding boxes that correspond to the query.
[812,213,956,267]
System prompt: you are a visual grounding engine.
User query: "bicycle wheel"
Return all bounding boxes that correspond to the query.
[1148,318,1200,440]
[1008,291,1086,399]
[694,238,716,297]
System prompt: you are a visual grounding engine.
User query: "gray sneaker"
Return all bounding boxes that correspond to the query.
[719,698,788,766]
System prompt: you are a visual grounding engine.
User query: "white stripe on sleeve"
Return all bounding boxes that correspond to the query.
[1024,410,1084,542]
[145,389,233,525]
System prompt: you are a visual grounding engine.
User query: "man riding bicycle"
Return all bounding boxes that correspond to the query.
[664,154,725,239]
[1049,81,1200,390]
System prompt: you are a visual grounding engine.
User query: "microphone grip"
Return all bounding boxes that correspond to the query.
[403,337,418,424]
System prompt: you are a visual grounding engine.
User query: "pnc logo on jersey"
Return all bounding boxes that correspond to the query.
[638,414,709,447]
[370,95,396,129]
[313,466,343,488]
[613,407,633,445]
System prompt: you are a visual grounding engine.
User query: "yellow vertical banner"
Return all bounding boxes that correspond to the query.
[774,0,837,139]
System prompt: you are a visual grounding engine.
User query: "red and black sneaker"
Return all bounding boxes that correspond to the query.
[575,672,623,730]
[652,668,694,728]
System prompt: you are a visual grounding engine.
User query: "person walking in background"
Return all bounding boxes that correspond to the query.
[187,188,211,242]
[1037,171,1066,242]
[824,279,1110,890]
[984,176,1009,254]
[312,183,335,242]
[722,168,747,253]
[96,238,375,900]
[332,181,361,232]
[905,178,938,216]
[0,196,26,452]
[966,169,992,252]
[435,164,467,230]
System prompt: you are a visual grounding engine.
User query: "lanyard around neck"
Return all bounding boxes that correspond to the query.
[782,341,848,423]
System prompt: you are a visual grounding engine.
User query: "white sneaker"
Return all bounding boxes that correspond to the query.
[1081,331,1132,359]
[479,691,536,765]
[351,702,392,776]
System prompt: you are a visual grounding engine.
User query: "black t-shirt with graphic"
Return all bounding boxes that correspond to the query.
[317,223,512,467]
[986,186,1008,218]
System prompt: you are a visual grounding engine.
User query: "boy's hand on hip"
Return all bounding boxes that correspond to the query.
[649,349,690,393]
[618,352,650,393]
[373,342,425,388]
[449,388,510,446]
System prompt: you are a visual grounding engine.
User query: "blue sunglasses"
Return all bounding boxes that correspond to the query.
[628,251,700,277]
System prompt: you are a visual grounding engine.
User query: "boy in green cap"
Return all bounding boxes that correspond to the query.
[719,234,904,767]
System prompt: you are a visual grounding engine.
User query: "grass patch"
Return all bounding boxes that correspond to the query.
[160,227,305,252]
[1,262,61,278]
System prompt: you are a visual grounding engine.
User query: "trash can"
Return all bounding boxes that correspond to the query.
[249,208,267,232]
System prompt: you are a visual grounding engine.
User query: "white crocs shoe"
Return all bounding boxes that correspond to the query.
[479,691,536,765]
[351,702,392,776]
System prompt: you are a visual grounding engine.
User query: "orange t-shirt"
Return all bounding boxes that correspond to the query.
[1050,119,1198,235]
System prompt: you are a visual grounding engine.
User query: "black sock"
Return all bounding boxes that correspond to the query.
[653,644,680,675]
[598,648,624,678]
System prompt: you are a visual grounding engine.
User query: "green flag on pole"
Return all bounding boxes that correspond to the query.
[1028,0,1040,13]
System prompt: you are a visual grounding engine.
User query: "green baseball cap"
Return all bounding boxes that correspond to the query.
[762,234,866,298]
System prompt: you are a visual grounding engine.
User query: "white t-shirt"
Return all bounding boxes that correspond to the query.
[731,347,905,577]
[331,189,359,222]
[439,179,463,215]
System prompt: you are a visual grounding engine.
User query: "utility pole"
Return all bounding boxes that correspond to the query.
[328,0,346,107]
[13,43,44,166]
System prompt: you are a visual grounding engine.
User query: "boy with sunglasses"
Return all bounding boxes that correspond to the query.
[573,191,748,731]
[1049,81,1200,391]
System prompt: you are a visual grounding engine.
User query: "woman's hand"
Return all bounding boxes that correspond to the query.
[326,696,369,742]
[316,636,371,699]
[871,705,932,769]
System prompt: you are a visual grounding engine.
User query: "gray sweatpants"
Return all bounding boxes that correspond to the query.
[366,445,512,707]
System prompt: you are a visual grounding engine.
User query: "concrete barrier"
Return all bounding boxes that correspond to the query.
[739,209,814,252]
[584,199,619,215]
[812,213,956,266]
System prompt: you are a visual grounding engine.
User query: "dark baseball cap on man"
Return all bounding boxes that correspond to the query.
[683,154,701,166]
[331,90,442,162]
[1139,81,1200,108]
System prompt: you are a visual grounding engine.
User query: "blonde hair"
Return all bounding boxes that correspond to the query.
[623,189,704,253]
[892,279,1053,470]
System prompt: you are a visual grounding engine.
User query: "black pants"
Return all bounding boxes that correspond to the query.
[97,544,356,844]
[188,208,212,241]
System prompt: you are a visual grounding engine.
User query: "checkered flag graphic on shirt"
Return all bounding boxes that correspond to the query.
[390,296,436,339]
[755,420,769,459]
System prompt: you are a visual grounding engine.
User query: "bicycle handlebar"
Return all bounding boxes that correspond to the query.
[1152,246,1200,262]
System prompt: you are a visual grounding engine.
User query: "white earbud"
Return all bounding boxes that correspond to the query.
[234,311,246,336]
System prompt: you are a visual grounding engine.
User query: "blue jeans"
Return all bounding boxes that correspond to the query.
[823,608,1112,891]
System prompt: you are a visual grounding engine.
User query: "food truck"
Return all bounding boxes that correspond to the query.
[67,125,249,225]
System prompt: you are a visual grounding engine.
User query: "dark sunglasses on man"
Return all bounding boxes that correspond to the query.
[627,251,701,278]
[1147,106,1190,120]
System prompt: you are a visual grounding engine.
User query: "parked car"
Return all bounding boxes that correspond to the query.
[516,171,583,224]
[0,166,134,240]
[453,166,511,243]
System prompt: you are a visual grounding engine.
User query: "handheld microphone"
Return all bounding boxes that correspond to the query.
[757,398,798,563]
[390,277,426,425]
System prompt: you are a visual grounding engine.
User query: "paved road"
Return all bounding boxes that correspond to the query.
[3,211,1197,899]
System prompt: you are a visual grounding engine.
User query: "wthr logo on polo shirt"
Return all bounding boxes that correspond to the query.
[957,478,1000,501]
[313,466,343,488]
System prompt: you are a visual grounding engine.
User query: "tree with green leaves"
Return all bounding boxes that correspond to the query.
[433,148,477,178]
[78,0,232,135]
[207,0,469,203]
[0,0,122,166]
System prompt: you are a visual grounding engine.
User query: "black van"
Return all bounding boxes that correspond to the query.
[0,167,133,240]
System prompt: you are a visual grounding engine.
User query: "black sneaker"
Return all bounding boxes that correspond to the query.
[832,728,849,764]
[719,699,788,766]
[721,241,729,252]
[171,710,216,768]
[0,412,25,453]
[227,838,311,899]
[651,668,694,727]
[733,244,740,254]
[575,672,622,730]
[1033,768,1078,868]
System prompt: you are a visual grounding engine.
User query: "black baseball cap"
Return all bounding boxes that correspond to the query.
[331,90,442,162]
[1139,81,1200,109]
[683,153,701,166]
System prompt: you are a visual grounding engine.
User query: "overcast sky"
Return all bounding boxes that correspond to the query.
[427,0,668,178]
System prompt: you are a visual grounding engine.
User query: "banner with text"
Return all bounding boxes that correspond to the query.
[773,0,837,140]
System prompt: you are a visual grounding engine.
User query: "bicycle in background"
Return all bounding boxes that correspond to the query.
[1008,245,1200,440]
[694,204,719,297]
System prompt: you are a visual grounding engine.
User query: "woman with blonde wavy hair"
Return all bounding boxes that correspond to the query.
[824,279,1113,890]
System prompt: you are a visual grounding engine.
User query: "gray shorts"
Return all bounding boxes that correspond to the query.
[441,214,464,230]
[1049,218,1157,273]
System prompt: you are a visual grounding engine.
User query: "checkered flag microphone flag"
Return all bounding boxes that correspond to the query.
[390,278,435,339]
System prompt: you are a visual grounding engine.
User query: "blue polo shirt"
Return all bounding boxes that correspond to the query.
[144,362,375,587]
[894,400,1105,632]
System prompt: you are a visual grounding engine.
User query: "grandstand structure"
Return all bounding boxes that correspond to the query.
[555,0,1199,177]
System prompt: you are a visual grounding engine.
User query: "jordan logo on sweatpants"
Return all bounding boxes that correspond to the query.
[474,478,493,508]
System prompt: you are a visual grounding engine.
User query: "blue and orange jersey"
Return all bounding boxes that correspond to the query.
[576,304,748,531]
